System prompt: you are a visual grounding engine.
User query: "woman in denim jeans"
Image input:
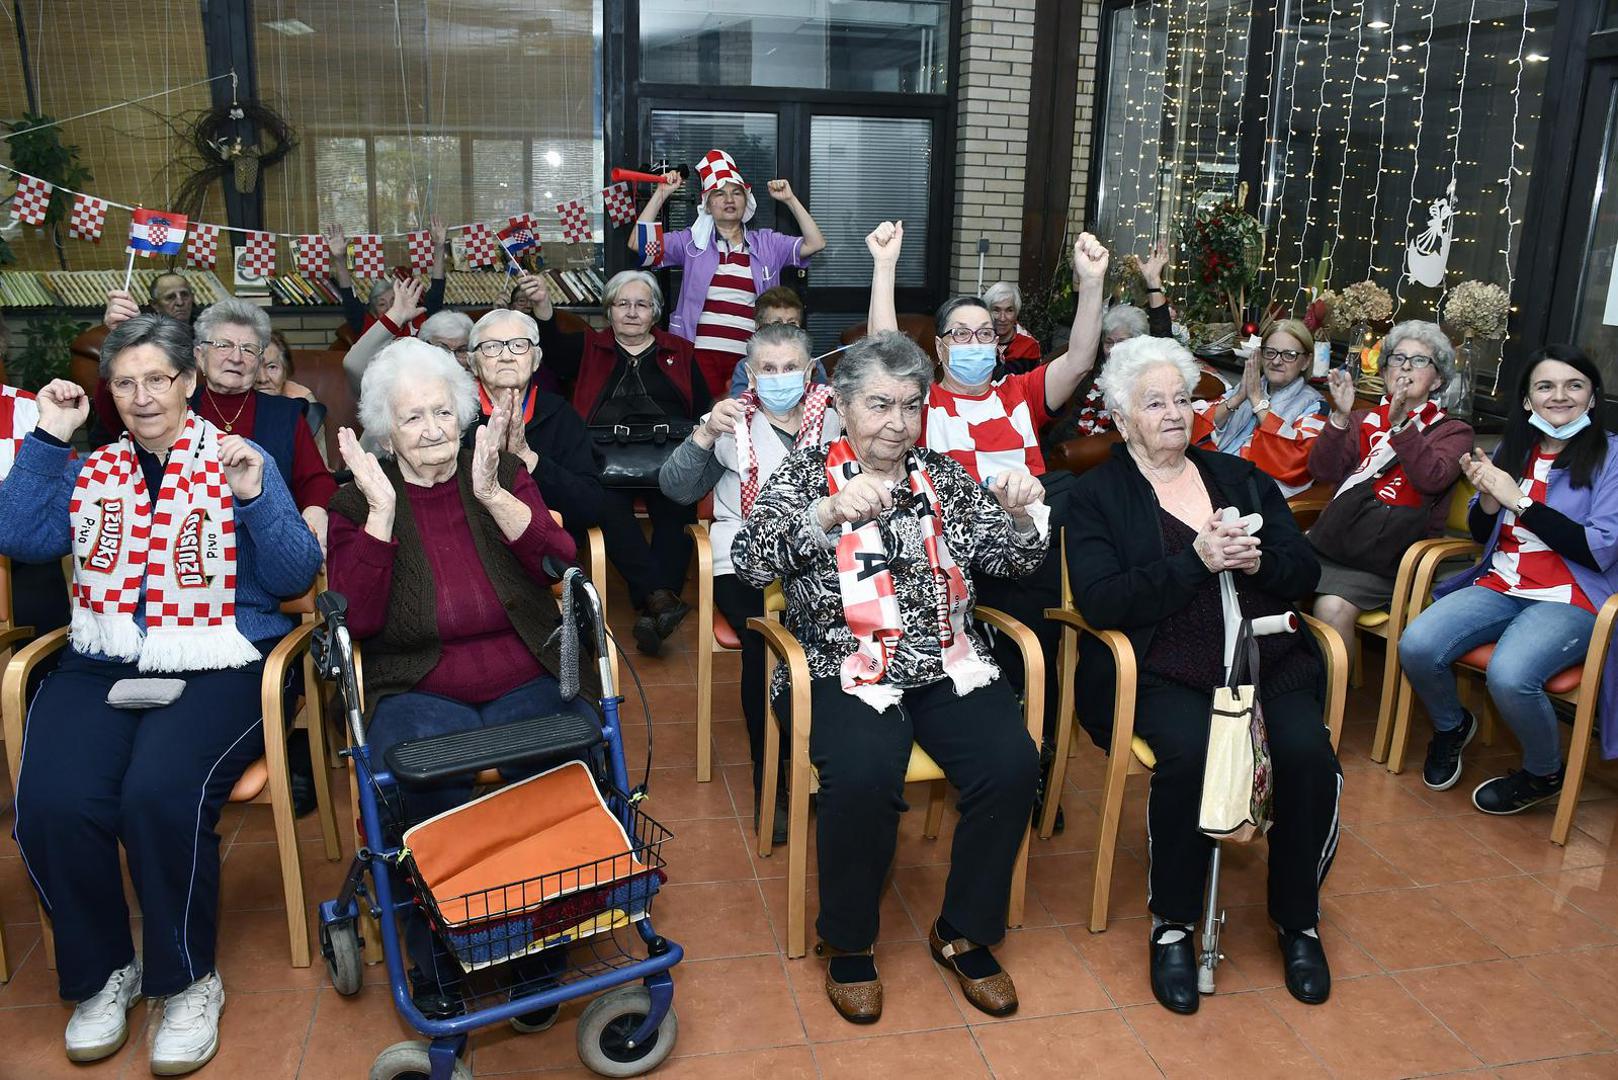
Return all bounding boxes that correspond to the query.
[1399,346,1618,814]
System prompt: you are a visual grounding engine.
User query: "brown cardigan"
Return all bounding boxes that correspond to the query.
[1308,408,1475,537]
[328,449,600,709]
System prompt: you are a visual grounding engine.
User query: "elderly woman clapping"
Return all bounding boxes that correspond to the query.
[732,331,1044,1026]
[659,321,843,844]
[0,314,321,1073]
[1065,336,1341,1016]
[1307,321,1472,658]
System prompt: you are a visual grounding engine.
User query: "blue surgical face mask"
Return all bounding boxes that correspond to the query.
[947,343,997,387]
[755,371,807,413]
[1528,408,1592,441]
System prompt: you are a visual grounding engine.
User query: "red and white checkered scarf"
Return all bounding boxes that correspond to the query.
[1334,398,1447,507]
[735,382,834,516]
[824,438,994,712]
[0,385,39,481]
[68,412,256,671]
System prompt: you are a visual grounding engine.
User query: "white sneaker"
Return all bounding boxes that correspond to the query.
[149,971,225,1076]
[64,958,144,1062]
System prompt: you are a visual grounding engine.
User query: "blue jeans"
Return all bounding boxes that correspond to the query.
[1398,585,1593,776]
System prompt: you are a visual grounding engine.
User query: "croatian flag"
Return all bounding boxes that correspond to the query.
[636,221,664,267]
[127,208,189,257]
[498,219,537,255]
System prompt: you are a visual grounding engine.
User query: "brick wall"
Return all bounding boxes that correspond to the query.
[949,0,1036,296]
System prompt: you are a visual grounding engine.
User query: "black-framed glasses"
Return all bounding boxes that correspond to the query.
[1259,347,1306,362]
[108,371,187,398]
[941,326,998,344]
[199,339,263,358]
[1383,352,1435,370]
[474,337,538,359]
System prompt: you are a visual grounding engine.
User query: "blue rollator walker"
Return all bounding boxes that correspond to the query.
[311,567,683,1079]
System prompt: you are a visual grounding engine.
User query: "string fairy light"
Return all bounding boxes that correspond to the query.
[1263,2,1308,286]
[1499,0,1530,297]
[1364,0,1401,277]
[1294,0,1340,301]
[1392,0,1439,316]
[1122,2,1151,253]
[1325,0,1369,288]
[1436,0,1479,310]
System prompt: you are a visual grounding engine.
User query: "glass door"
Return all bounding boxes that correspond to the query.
[1555,61,1618,387]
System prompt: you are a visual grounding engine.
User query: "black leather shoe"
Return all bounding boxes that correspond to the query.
[1149,925,1199,1015]
[1278,929,1331,1004]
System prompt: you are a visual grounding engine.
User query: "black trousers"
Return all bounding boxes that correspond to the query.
[974,545,1065,746]
[712,572,784,802]
[1134,682,1342,931]
[594,489,695,611]
[13,647,268,1001]
[780,676,1039,951]
[11,557,70,637]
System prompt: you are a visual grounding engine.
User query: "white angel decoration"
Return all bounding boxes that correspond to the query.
[1406,181,1456,289]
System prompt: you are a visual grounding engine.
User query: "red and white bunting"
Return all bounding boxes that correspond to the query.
[461,223,496,268]
[10,173,52,225]
[406,229,434,273]
[352,234,387,277]
[187,222,220,269]
[68,194,107,242]
[242,231,276,276]
[602,182,636,226]
[296,235,331,277]
[556,199,591,244]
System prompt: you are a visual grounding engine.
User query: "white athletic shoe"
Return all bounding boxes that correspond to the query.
[64,957,144,1062]
[149,971,225,1076]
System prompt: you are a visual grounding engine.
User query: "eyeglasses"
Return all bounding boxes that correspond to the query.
[611,299,655,313]
[199,340,263,358]
[1383,352,1435,370]
[474,337,537,358]
[941,326,998,344]
[1259,347,1306,362]
[108,371,187,398]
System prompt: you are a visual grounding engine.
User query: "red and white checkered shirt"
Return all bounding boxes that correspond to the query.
[922,367,1051,483]
[1476,447,1595,612]
[0,385,39,481]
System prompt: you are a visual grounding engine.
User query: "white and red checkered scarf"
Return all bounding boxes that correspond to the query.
[0,385,40,481]
[823,438,994,712]
[734,382,834,516]
[68,412,256,671]
[1334,398,1447,507]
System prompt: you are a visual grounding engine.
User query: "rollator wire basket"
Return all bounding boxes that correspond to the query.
[401,759,673,973]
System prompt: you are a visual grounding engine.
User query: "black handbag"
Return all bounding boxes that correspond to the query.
[589,420,697,488]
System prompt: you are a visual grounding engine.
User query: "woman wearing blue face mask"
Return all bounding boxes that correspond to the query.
[658,322,842,842]
[1399,345,1618,815]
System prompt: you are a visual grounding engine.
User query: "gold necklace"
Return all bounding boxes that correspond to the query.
[205,386,250,432]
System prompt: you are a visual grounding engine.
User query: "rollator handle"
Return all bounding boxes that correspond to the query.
[316,590,349,624]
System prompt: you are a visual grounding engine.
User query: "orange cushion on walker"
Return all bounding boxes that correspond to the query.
[1456,644,1583,695]
[403,760,643,925]
[712,609,742,650]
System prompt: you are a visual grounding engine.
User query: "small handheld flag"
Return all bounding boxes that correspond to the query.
[636,221,665,267]
[127,208,189,257]
[498,219,537,255]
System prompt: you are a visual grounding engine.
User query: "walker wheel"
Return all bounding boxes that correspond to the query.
[576,987,678,1077]
[368,1040,472,1080]
[321,918,364,996]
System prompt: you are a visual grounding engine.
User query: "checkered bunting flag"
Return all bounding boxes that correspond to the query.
[296,235,331,277]
[462,222,497,268]
[68,194,108,242]
[556,199,591,244]
[602,182,636,226]
[406,229,435,273]
[10,173,52,225]
[352,234,386,277]
[187,222,220,269]
[242,231,276,276]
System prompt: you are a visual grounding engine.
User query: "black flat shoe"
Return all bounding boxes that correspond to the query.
[1278,929,1331,1004]
[1149,925,1198,1015]
[633,614,662,656]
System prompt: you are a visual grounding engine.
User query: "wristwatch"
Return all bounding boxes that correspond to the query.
[1145,286,1165,294]
[1254,398,1271,414]
[1514,493,1533,515]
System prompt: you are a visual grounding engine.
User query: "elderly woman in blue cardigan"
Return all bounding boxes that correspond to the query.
[0,314,321,1075]
[1400,346,1618,813]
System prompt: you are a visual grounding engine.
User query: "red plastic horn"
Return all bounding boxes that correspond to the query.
[611,167,675,185]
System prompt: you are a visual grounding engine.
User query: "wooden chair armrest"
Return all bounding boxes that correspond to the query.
[2,626,71,787]
[1577,590,1618,704]
[975,605,1044,742]
[0,626,36,654]
[748,616,813,749]
[1287,486,1333,530]
[1044,606,1139,759]
[1299,612,1349,752]
[686,521,713,571]
[261,622,317,748]
[1408,540,1483,612]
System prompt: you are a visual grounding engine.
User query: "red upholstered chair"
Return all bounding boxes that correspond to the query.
[838,315,939,360]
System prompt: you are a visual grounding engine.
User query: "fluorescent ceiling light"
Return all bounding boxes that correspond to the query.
[1525,53,1548,63]
[1367,20,1389,29]
[263,18,316,36]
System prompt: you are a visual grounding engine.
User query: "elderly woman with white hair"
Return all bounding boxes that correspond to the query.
[419,309,474,369]
[1306,321,1471,657]
[536,268,713,653]
[732,331,1045,1025]
[1065,335,1341,1016]
[983,281,1042,377]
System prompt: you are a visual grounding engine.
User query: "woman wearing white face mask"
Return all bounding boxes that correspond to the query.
[658,322,842,843]
[1399,346,1618,815]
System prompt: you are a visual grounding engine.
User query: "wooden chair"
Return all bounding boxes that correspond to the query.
[687,519,733,784]
[749,605,1044,959]
[1044,600,1347,933]
[0,591,342,971]
[0,555,32,982]
[1384,537,1617,846]
[838,315,939,359]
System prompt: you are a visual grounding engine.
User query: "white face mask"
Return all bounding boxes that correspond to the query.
[1528,409,1592,441]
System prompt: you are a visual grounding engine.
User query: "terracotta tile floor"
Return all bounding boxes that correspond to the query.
[4,586,1618,1079]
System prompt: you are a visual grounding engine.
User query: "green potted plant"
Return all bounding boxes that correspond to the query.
[6,112,92,269]
[8,312,89,392]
